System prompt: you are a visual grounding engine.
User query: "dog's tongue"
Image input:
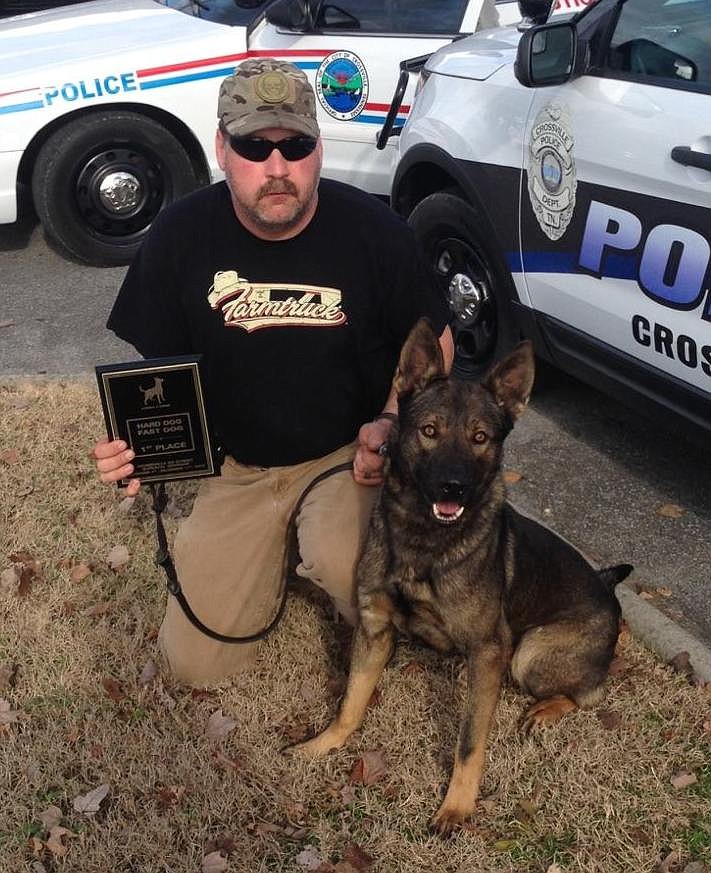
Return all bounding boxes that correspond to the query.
[435,501,461,516]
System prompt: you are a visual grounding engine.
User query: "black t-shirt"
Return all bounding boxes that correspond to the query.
[107,179,449,466]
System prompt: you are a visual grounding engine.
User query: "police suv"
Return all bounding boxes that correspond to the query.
[387,0,711,444]
[0,0,588,265]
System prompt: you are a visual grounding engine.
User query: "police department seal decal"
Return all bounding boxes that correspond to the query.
[316,51,368,120]
[528,105,577,240]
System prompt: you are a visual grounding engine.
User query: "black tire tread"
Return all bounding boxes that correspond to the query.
[32,111,198,266]
[409,191,519,379]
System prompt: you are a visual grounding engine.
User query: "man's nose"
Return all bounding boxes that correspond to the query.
[263,147,289,176]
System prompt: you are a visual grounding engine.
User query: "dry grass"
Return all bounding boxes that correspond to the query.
[1,380,710,873]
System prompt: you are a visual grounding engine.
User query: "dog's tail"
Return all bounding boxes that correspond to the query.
[597,563,634,593]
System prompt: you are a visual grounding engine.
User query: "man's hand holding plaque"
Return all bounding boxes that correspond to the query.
[93,437,141,495]
[94,356,219,488]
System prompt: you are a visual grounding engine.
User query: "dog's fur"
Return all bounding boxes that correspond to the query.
[289,319,631,833]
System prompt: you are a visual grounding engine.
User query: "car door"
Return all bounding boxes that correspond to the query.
[519,0,711,399]
[248,0,479,194]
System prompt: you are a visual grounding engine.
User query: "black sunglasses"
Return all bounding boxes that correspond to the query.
[227,134,318,163]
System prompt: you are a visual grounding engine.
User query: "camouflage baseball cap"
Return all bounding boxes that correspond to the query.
[218,58,320,139]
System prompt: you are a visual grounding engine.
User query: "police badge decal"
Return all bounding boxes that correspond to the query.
[528,105,577,241]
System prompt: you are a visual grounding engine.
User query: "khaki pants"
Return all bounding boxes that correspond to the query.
[158,442,377,686]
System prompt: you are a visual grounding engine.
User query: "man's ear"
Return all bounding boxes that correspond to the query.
[215,127,227,172]
[394,318,445,398]
[482,340,535,421]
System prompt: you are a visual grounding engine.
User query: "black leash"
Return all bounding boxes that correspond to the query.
[149,460,354,644]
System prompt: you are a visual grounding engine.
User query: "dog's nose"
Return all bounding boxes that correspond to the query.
[439,480,468,501]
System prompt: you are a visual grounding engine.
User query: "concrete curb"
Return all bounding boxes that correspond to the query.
[616,582,711,683]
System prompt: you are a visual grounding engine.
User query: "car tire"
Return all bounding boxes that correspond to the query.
[408,192,518,380]
[32,112,200,266]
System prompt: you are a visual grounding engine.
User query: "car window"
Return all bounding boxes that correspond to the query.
[603,0,711,92]
[0,0,86,16]
[315,0,468,34]
[163,0,270,26]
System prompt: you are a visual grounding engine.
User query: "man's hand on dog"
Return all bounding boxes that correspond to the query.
[353,417,394,486]
[92,438,141,496]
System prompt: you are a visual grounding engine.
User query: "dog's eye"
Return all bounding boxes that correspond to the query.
[473,430,488,444]
[421,423,437,439]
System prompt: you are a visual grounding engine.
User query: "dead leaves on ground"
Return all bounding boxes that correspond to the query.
[212,749,243,773]
[248,820,309,841]
[206,709,238,742]
[657,503,684,519]
[656,849,711,873]
[0,661,19,690]
[203,851,230,872]
[597,708,623,731]
[154,784,187,811]
[348,750,387,787]
[668,651,708,690]
[69,562,93,583]
[28,790,107,865]
[400,659,426,676]
[43,825,73,858]
[638,584,674,601]
[138,658,159,687]
[2,541,129,610]
[0,564,20,595]
[670,769,698,790]
[3,550,43,598]
[0,697,21,725]
[101,676,126,703]
[0,446,21,464]
[84,601,112,618]
[4,542,130,600]
[295,840,374,872]
[72,783,110,815]
[105,544,130,571]
[240,807,375,872]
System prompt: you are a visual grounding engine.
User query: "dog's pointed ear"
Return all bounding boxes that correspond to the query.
[394,318,445,398]
[483,341,535,421]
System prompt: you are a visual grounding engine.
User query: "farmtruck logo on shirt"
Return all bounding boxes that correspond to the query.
[207,270,347,333]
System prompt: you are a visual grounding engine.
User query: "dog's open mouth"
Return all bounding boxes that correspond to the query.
[432,501,464,524]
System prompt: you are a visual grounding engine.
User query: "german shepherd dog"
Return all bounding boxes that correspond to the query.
[289,319,632,833]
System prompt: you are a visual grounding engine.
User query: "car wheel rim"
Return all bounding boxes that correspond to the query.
[74,146,166,242]
[434,236,497,366]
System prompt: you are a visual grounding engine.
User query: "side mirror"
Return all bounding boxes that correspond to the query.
[515,21,580,87]
[316,3,359,28]
[264,0,315,30]
[517,0,556,29]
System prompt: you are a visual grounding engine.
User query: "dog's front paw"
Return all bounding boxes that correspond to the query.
[283,729,345,759]
[430,802,474,836]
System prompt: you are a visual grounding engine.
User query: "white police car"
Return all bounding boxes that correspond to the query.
[388,0,711,444]
[0,0,588,265]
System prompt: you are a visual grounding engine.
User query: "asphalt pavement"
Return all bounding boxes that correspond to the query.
[1,216,710,681]
[503,366,711,682]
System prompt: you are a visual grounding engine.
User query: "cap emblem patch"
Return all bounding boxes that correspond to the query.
[255,71,290,103]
